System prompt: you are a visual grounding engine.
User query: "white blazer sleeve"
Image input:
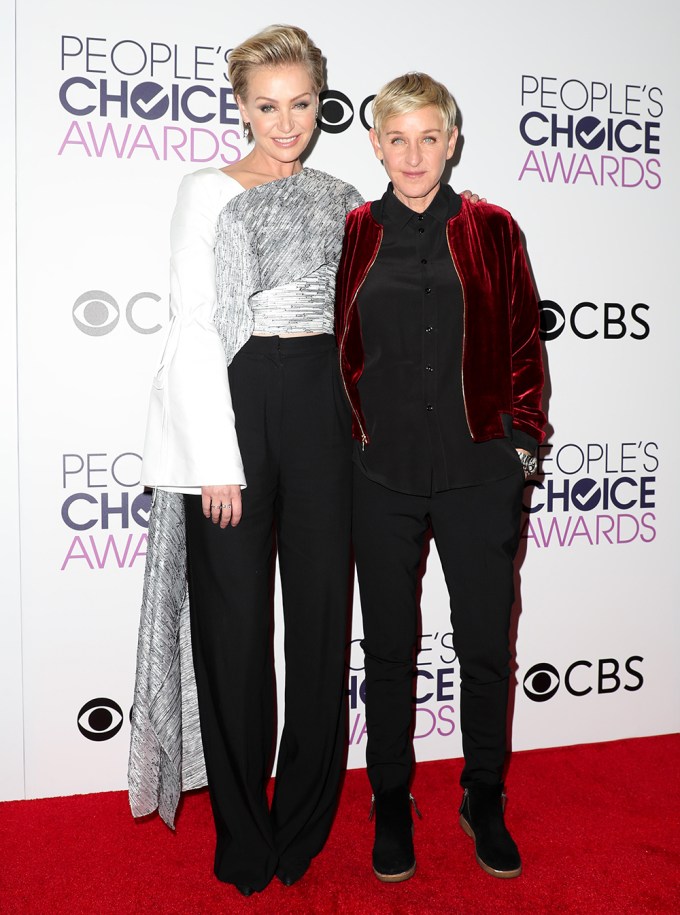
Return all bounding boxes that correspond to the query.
[140,169,247,493]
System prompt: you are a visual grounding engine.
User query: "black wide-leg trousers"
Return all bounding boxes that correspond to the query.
[184,334,352,891]
[352,465,525,795]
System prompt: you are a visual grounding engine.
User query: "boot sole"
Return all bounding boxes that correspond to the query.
[459,814,522,879]
[373,862,416,883]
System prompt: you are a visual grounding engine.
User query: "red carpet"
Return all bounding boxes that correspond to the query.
[1,735,679,914]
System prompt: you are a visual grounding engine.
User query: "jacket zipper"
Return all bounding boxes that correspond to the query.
[446,230,473,438]
[339,232,382,449]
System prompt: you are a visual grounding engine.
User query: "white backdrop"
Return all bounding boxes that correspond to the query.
[2,0,678,802]
[1,0,24,802]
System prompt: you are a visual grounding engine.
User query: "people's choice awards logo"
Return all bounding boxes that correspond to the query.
[522,440,658,549]
[518,75,662,189]
[61,452,150,571]
[58,35,243,163]
[523,657,644,702]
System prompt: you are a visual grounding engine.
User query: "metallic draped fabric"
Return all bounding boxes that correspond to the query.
[250,268,334,336]
[128,169,363,827]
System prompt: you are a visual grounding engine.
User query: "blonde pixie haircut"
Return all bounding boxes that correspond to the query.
[372,72,458,137]
[228,25,325,139]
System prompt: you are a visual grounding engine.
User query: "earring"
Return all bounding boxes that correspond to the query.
[243,121,250,139]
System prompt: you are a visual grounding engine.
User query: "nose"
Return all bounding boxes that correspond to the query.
[278,108,294,134]
[405,141,422,166]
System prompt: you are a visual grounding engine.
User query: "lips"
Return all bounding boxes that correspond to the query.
[273,135,300,147]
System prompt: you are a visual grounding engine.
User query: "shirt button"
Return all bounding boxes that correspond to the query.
[425,364,434,372]
[425,287,431,294]
[418,227,425,234]
[425,326,433,333]
[417,214,424,221]
[421,258,428,264]
[426,404,434,411]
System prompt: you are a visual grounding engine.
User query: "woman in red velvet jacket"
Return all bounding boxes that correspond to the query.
[335,72,545,884]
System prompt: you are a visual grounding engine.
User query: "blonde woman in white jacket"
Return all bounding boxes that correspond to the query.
[129,25,362,898]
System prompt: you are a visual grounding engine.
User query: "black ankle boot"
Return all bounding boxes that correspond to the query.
[371,787,418,882]
[459,783,521,878]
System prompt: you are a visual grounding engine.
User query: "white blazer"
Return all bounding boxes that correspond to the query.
[141,168,247,494]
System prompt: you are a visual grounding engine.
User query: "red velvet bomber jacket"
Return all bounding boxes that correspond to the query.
[335,196,546,449]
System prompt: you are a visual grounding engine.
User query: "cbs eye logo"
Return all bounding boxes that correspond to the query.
[538,300,650,342]
[72,290,163,336]
[523,656,643,702]
[522,663,560,701]
[318,90,354,133]
[538,301,566,341]
[77,697,124,741]
[317,90,376,134]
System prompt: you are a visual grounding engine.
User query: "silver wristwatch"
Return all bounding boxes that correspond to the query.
[517,450,538,477]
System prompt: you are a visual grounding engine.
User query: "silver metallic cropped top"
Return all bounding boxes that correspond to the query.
[250,265,334,335]
[212,168,363,362]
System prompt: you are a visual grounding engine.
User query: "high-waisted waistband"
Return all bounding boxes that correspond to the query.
[238,333,336,356]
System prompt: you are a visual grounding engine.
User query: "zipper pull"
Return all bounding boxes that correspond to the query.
[368,794,376,821]
[409,793,423,820]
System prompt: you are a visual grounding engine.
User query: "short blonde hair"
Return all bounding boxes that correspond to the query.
[372,72,458,137]
[228,24,325,102]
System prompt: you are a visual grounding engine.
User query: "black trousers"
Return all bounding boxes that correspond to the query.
[352,465,525,794]
[184,334,352,891]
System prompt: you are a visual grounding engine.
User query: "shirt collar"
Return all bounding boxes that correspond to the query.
[379,182,460,228]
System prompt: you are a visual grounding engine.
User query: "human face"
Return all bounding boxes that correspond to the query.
[237,64,318,171]
[369,106,458,212]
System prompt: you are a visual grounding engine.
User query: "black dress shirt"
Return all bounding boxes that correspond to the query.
[354,183,521,496]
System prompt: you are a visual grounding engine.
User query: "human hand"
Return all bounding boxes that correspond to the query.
[201,484,243,528]
[461,189,487,204]
[515,448,537,479]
